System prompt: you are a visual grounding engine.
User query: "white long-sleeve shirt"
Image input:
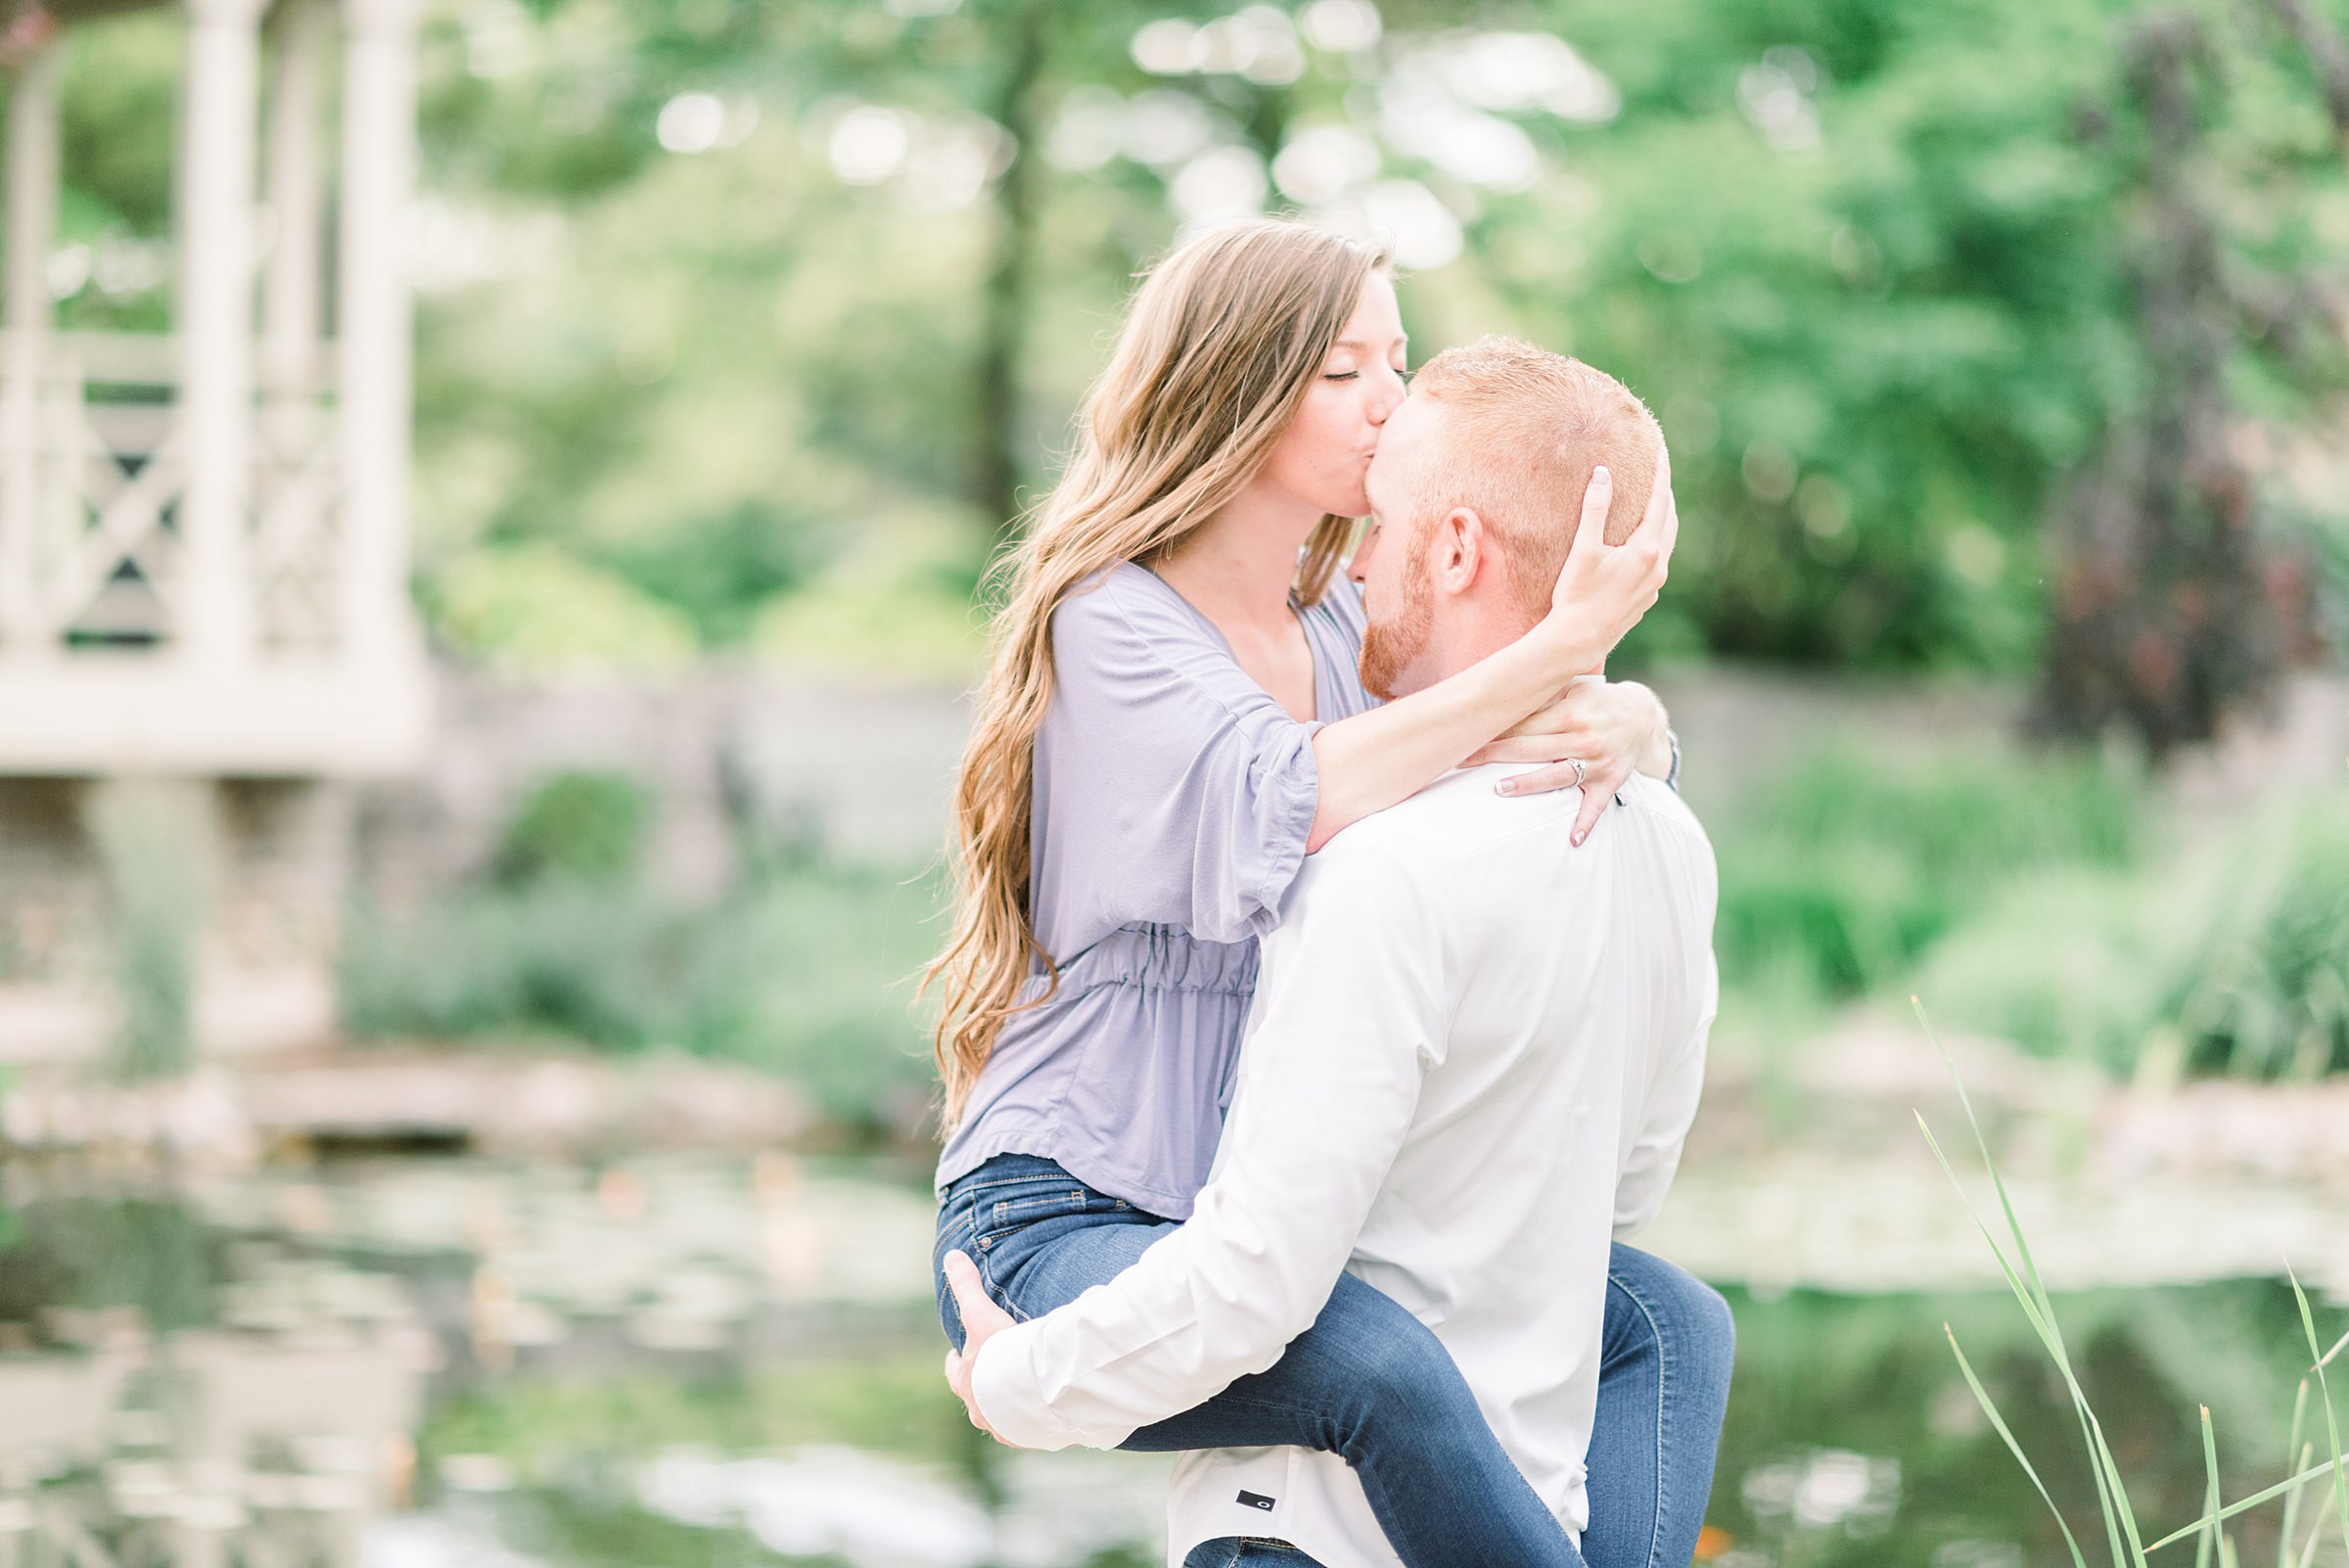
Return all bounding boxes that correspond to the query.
[970,767,1720,1568]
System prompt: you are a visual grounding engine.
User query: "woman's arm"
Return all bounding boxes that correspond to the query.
[1461,676,1677,841]
[1308,459,1677,852]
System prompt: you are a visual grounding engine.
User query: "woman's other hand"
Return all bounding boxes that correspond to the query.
[1539,450,1678,670]
[1462,678,1673,846]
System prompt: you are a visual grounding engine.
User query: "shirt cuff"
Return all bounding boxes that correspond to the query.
[969,1322,1137,1453]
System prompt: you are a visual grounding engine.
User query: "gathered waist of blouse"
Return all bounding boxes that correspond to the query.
[1017,922,1263,1004]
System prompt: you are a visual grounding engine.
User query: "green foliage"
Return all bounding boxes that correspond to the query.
[424,1342,979,1476]
[341,860,941,1132]
[496,769,657,885]
[0,1192,219,1336]
[426,546,699,672]
[49,1,2349,686]
[1712,740,2145,999]
[1921,792,2349,1078]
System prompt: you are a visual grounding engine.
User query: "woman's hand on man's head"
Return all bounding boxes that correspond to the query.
[1540,449,1677,671]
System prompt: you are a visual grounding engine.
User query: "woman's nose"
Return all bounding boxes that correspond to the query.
[1366,365,1407,426]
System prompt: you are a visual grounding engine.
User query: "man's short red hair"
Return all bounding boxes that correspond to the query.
[1406,337,1665,618]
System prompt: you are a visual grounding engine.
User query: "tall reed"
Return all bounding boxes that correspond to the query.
[1914,995,2349,1565]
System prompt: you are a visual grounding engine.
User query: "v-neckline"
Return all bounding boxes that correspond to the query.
[1125,560,1323,724]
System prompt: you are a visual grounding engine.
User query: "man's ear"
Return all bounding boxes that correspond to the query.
[1433,507,1489,596]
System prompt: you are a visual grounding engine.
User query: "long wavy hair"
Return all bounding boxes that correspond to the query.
[926,219,1389,1125]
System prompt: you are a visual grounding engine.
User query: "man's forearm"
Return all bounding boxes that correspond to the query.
[969,844,1442,1451]
[970,1163,1369,1449]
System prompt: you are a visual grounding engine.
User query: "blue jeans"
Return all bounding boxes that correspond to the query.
[936,1154,1734,1568]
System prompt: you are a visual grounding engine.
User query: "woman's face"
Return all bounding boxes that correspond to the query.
[1249,271,1410,520]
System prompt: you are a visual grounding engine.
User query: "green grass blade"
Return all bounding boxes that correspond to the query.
[2196,1407,2221,1568]
[2279,1442,2311,1568]
[2090,1407,2153,1566]
[1915,1107,2133,1563]
[1946,1323,2093,1568]
[2281,1382,2310,1568]
[1914,995,2071,1354]
[2287,1266,2349,1557]
[1915,1112,2052,1338]
[1913,1002,2134,1568]
[2294,1497,2326,1568]
[2147,1451,2349,1550]
[2320,1329,2349,1375]
[2290,1381,2311,1484]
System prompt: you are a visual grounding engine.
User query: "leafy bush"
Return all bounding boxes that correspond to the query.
[426,546,698,673]
[1922,793,2349,1079]
[341,862,942,1134]
[495,770,655,886]
[1712,741,2146,999]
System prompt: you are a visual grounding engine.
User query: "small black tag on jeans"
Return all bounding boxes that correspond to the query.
[1237,1491,1276,1511]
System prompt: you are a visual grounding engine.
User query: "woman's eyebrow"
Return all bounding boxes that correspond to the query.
[1334,334,1409,351]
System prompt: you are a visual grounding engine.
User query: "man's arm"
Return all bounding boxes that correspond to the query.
[1613,954,1716,1238]
[960,844,1450,1452]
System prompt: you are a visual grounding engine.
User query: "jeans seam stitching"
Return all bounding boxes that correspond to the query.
[1607,1266,1674,1568]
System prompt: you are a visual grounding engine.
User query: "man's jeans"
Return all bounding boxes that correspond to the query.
[937,1154,1735,1568]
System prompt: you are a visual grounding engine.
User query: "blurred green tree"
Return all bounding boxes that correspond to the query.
[25,0,2349,738]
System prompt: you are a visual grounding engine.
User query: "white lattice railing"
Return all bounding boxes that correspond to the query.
[0,331,342,659]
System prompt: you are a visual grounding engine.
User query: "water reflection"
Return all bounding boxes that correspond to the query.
[1710,1283,2334,1567]
[0,1157,2337,1568]
[0,1176,431,1568]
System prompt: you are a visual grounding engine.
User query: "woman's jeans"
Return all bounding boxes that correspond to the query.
[936,1154,1735,1568]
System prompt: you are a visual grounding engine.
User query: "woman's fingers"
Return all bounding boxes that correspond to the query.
[1551,466,1615,600]
[1640,446,1674,535]
[1497,694,1592,740]
[1490,761,1586,798]
[1571,775,1619,846]
[1465,732,1600,767]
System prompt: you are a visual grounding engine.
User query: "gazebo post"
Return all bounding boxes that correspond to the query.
[262,0,330,396]
[177,0,267,670]
[337,0,423,684]
[0,37,64,658]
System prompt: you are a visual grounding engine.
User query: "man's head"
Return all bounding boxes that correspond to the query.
[1354,337,1664,700]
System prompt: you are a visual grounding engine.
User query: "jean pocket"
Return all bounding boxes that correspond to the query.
[972,1179,1097,1243]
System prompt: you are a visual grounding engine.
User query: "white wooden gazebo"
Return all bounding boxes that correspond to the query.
[0,0,428,766]
[0,0,431,1061]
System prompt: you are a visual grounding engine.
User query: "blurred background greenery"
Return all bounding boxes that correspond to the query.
[53,0,2349,695]
[13,3,2349,1563]
[52,0,2342,1119]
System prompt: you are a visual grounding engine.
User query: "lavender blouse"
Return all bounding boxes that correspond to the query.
[936,561,1376,1220]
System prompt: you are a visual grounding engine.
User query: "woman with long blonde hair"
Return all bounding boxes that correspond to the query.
[928,220,1725,1568]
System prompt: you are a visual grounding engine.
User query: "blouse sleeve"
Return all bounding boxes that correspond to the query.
[1036,570,1321,947]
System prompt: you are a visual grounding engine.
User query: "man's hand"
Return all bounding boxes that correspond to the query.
[941,1251,1024,1444]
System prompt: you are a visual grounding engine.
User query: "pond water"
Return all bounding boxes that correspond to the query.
[0,1152,2338,1568]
